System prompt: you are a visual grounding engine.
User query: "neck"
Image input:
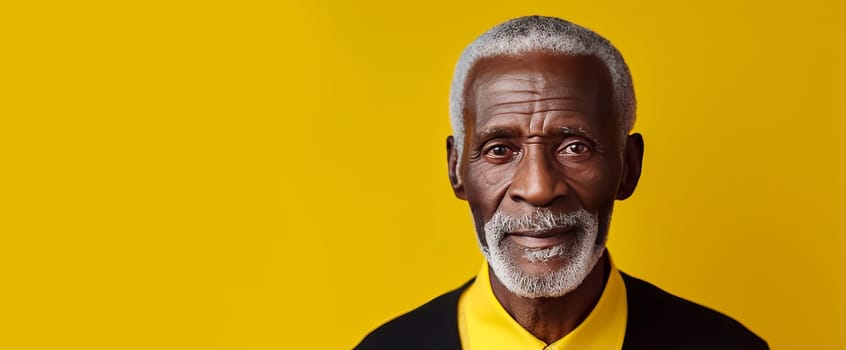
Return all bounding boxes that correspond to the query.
[488,253,610,344]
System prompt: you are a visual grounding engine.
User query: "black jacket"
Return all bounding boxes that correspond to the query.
[356,272,767,349]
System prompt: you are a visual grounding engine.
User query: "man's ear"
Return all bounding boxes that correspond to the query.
[447,136,467,200]
[617,133,644,200]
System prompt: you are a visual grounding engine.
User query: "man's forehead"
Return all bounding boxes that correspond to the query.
[463,52,614,131]
[475,83,597,116]
[465,52,610,92]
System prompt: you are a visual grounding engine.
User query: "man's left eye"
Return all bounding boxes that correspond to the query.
[560,142,590,155]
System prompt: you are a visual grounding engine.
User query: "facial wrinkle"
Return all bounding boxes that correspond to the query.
[481,163,514,189]
[484,96,588,117]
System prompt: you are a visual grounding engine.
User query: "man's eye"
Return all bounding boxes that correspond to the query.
[560,142,590,155]
[484,145,514,160]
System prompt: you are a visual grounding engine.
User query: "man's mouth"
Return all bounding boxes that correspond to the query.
[506,227,576,249]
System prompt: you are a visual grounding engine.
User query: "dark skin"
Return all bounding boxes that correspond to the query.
[446,52,644,343]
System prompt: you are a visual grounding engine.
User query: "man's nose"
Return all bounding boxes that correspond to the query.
[507,147,569,207]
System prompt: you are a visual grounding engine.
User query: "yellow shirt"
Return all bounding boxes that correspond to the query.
[457,258,627,350]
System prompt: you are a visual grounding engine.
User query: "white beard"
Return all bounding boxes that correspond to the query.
[478,208,608,298]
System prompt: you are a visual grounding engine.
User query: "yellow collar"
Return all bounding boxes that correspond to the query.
[458,255,627,349]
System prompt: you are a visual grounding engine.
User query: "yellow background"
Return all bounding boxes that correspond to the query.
[2,0,844,349]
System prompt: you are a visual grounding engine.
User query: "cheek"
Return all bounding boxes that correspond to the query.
[463,163,514,216]
[565,159,621,209]
[481,164,515,189]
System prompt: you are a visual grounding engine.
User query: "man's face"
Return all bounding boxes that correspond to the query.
[449,52,635,297]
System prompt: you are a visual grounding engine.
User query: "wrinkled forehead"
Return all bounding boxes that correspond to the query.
[462,52,615,130]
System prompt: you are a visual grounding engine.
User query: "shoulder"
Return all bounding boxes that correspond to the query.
[353,279,472,350]
[621,272,768,350]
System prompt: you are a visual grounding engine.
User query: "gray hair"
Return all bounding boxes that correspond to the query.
[449,16,636,157]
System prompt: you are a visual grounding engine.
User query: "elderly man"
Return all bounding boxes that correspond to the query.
[356,16,767,350]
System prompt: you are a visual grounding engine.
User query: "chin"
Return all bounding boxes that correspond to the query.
[488,245,605,298]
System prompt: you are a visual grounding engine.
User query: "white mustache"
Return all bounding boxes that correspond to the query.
[484,208,594,240]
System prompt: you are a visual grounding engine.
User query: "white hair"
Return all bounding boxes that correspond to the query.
[480,208,607,298]
[449,16,636,157]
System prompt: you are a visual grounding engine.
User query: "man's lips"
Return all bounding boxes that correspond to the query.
[506,227,575,249]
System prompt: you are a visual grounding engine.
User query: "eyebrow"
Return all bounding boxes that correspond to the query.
[558,126,602,147]
[476,128,521,143]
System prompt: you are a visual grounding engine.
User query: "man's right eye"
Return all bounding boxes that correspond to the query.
[484,145,515,162]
